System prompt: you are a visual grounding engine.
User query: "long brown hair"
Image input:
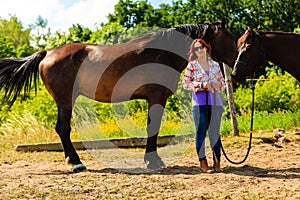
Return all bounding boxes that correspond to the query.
[188,38,211,62]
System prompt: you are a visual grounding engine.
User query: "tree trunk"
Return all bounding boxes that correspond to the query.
[223,63,239,136]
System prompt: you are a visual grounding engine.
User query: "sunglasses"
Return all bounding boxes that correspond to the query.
[194,45,205,51]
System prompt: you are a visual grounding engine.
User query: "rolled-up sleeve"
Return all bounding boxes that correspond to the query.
[182,63,200,93]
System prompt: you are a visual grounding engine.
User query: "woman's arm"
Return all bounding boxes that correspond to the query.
[182,63,201,93]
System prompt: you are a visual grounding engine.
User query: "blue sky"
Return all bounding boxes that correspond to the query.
[0,0,174,32]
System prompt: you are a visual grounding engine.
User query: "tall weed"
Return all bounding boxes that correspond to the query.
[0,111,58,150]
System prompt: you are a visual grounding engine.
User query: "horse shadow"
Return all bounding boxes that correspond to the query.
[88,164,300,179]
[40,165,200,176]
[88,165,201,175]
[41,164,299,179]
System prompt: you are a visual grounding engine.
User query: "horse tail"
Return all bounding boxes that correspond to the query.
[0,50,47,106]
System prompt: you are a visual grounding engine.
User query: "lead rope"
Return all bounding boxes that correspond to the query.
[220,76,255,165]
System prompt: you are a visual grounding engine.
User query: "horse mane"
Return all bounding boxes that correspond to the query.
[174,23,209,39]
[125,21,228,48]
[126,32,157,45]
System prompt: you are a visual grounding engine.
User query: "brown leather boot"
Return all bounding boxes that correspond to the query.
[200,159,209,173]
[213,153,222,173]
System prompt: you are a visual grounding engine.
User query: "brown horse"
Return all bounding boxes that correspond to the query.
[232,27,300,84]
[0,20,236,172]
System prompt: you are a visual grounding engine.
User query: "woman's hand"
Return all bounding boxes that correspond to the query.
[212,81,221,91]
[202,82,209,91]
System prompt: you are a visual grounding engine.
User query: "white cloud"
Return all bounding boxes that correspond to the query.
[0,0,180,33]
[51,0,119,32]
[0,0,118,32]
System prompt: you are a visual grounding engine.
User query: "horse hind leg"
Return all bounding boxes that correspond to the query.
[56,106,86,172]
[144,100,166,169]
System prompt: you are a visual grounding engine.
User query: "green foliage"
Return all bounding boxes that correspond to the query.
[15,44,35,57]
[88,22,127,44]
[0,15,33,56]
[67,24,92,43]
[46,24,92,48]
[107,0,156,28]
[234,71,300,113]
[0,35,15,57]
[1,85,58,127]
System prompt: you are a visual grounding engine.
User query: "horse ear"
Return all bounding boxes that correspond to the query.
[221,18,226,29]
[247,27,255,35]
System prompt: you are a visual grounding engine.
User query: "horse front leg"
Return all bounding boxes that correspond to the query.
[144,100,166,169]
[56,106,86,172]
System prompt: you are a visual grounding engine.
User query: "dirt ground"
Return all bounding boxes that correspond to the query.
[0,131,299,200]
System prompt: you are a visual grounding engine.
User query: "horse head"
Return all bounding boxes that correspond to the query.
[202,18,238,67]
[232,27,265,84]
[173,19,237,67]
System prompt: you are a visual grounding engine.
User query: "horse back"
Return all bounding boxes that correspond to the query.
[38,41,181,104]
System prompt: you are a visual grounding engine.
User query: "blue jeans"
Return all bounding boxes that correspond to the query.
[192,105,223,162]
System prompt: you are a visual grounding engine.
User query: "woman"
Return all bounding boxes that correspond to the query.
[182,38,225,173]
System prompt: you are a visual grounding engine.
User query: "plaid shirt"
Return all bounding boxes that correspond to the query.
[182,59,225,93]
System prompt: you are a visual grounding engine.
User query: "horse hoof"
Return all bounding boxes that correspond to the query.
[147,162,165,170]
[158,159,166,168]
[66,157,87,173]
[147,163,159,170]
[144,153,166,170]
[146,159,166,170]
[72,164,87,173]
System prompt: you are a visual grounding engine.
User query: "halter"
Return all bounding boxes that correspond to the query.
[235,59,247,66]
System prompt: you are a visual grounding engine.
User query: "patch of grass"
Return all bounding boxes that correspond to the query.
[162,181,186,190]
[221,109,300,135]
[0,111,81,151]
[0,105,299,152]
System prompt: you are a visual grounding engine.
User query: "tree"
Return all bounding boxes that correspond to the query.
[0,16,31,50]
[0,35,15,58]
[243,0,300,32]
[29,15,51,49]
[88,22,127,44]
[107,0,156,28]
[67,24,92,43]
[46,24,92,48]
[0,15,33,57]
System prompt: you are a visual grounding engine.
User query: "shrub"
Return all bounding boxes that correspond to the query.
[233,71,300,113]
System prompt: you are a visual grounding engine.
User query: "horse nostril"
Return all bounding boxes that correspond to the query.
[231,71,237,78]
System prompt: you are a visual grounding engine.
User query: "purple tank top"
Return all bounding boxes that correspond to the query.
[192,90,223,106]
[192,71,223,106]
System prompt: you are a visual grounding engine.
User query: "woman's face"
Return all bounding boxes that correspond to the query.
[194,42,207,58]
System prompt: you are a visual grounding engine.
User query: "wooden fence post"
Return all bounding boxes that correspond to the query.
[223,63,239,136]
